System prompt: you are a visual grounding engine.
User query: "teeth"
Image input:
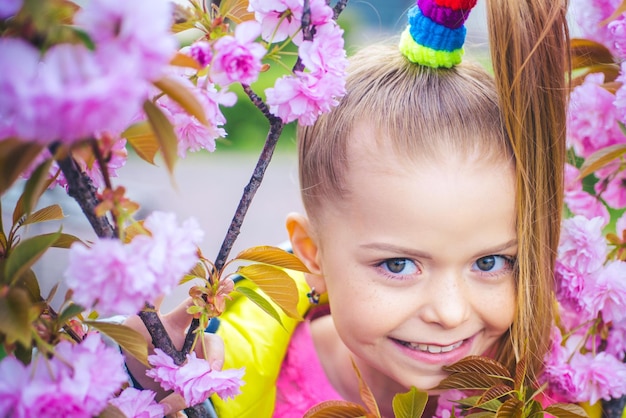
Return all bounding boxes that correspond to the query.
[402,340,463,353]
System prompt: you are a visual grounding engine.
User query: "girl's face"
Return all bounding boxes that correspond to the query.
[299,124,517,393]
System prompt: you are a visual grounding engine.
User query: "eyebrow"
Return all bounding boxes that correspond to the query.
[359,239,518,259]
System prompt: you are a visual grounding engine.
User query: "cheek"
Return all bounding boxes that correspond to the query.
[480,283,516,332]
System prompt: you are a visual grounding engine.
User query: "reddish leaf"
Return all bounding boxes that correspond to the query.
[513,358,527,392]
[495,398,523,418]
[570,38,614,70]
[443,356,512,380]
[579,143,626,178]
[303,401,370,418]
[544,403,590,418]
[351,358,381,416]
[435,372,505,391]
[478,385,513,406]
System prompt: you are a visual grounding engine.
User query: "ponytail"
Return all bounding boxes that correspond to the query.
[487,0,570,381]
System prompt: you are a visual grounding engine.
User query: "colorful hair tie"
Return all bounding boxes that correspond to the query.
[399,0,478,68]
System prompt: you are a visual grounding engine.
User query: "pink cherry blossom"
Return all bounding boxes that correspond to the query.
[110,388,165,418]
[543,328,580,403]
[156,76,229,157]
[136,211,204,297]
[434,390,465,418]
[187,41,213,68]
[612,61,626,129]
[570,351,626,405]
[298,21,348,76]
[581,261,626,323]
[146,349,245,406]
[0,0,21,19]
[594,163,626,208]
[0,334,126,417]
[266,70,346,125]
[1,0,176,145]
[210,21,266,87]
[570,0,623,54]
[608,14,626,58]
[74,0,177,81]
[65,212,203,315]
[563,164,610,224]
[65,238,154,316]
[557,215,608,275]
[606,318,626,358]
[567,73,626,158]
[248,0,334,44]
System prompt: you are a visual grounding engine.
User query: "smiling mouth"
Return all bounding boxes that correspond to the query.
[394,339,464,353]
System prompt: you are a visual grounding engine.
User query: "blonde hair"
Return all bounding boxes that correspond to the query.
[297,0,569,381]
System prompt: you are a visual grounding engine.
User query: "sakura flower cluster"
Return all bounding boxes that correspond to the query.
[249,0,349,125]
[109,388,164,418]
[64,211,204,316]
[543,215,626,404]
[0,0,176,144]
[146,349,244,407]
[0,334,127,417]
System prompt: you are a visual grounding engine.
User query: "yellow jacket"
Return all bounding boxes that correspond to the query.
[209,271,311,417]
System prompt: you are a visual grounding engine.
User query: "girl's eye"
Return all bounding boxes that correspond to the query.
[380,258,419,275]
[472,255,513,274]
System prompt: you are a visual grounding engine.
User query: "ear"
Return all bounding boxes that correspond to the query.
[286,212,326,294]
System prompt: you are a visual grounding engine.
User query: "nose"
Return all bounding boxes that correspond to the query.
[418,270,471,329]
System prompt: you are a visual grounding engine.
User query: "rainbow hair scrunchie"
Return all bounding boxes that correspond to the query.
[399,0,478,68]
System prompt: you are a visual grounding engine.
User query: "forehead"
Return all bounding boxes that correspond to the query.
[314,121,517,243]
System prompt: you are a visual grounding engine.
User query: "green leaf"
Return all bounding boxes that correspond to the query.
[5,230,62,285]
[303,401,370,418]
[579,143,626,178]
[234,286,284,327]
[15,157,54,221]
[0,343,7,361]
[443,356,512,380]
[51,233,84,249]
[544,403,589,418]
[84,321,149,367]
[237,264,302,319]
[235,246,310,272]
[154,76,208,126]
[122,121,159,165]
[23,204,65,225]
[465,413,496,418]
[58,303,85,324]
[143,99,178,175]
[13,268,41,302]
[351,358,381,416]
[0,139,44,196]
[0,287,33,347]
[392,387,428,418]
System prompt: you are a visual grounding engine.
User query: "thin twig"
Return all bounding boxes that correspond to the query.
[138,304,186,365]
[333,0,349,20]
[90,139,119,237]
[50,143,115,239]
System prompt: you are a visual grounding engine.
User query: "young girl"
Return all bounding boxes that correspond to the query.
[126,0,569,416]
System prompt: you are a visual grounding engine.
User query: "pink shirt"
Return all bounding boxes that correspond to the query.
[273,321,342,417]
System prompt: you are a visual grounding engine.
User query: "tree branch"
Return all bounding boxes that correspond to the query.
[333,0,349,20]
[50,143,115,239]
[138,304,186,364]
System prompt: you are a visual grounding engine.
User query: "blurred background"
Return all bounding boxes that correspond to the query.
[1,0,494,311]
